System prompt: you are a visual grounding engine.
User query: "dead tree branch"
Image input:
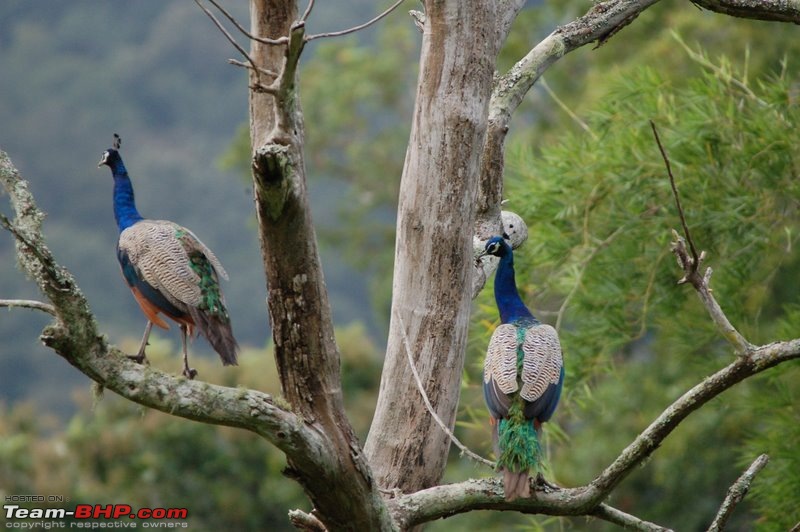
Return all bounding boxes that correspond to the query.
[652,122,753,354]
[0,298,56,315]
[651,120,699,268]
[1,147,389,531]
[707,454,769,532]
[194,0,262,74]
[691,0,800,23]
[390,332,800,528]
[476,0,800,245]
[288,508,327,532]
[305,0,406,41]
[591,503,673,532]
[300,0,315,23]
[206,0,289,45]
[0,149,316,453]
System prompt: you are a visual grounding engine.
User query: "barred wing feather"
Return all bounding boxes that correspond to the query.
[483,324,519,419]
[118,220,225,310]
[483,322,563,422]
[520,324,562,402]
[520,324,563,422]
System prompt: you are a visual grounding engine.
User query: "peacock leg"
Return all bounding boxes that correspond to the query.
[180,324,198,379]
[129,321,153,364]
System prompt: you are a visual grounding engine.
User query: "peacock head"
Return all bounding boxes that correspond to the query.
[98,133,123,169]
[479,234,511,259]
[97,148,121,168]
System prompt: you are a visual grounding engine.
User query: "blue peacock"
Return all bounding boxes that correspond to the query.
[478,235,564,500]
[99,134,238,379]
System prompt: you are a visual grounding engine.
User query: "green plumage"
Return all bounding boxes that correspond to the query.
[497,399,541,473]
[189,252,229,322]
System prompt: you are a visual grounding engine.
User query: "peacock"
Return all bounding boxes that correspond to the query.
[478,235,564,501]
[98,134,238,379]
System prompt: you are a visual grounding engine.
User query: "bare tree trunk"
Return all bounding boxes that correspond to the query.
[365,1,508,493]
[248,1,390,529]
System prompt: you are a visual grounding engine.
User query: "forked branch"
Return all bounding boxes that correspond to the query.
[651,121,753,354]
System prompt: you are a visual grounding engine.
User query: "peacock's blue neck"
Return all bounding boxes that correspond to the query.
[494,251,536,326]
[111,161,143,231]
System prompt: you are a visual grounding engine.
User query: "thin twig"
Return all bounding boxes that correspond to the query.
[305,0,405,41]
[206,0,289,45]
[650,120,700,269]
[0,299,56,316]
[227,58,279,79]
[193,0,264,77]
[395,310,495,468]
[591,503,673,532]
[300,0,315,22]
[655,121,753,353]
[707,454,769,532]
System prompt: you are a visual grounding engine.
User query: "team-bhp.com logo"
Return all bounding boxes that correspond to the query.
[4,502,189,528]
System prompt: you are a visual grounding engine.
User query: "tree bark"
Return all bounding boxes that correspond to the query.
[248,1,390,529]
[365,1,511,493]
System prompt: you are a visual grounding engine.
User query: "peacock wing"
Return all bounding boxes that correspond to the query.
[520,323,564,421]
[118,220,204,311]
[483,323,520,419]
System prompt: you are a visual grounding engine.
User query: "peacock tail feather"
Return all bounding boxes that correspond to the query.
[497,387,541,476]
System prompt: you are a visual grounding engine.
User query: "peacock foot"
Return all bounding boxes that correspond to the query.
[183,366,198,380]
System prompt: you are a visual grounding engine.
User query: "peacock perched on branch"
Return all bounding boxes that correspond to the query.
[478,235,564,501]
[99,134,238,379]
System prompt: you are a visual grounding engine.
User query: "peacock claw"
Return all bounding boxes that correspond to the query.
[534,473,560,493]
[183,367,198,380]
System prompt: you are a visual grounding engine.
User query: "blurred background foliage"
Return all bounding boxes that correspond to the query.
[1,0,799,530]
